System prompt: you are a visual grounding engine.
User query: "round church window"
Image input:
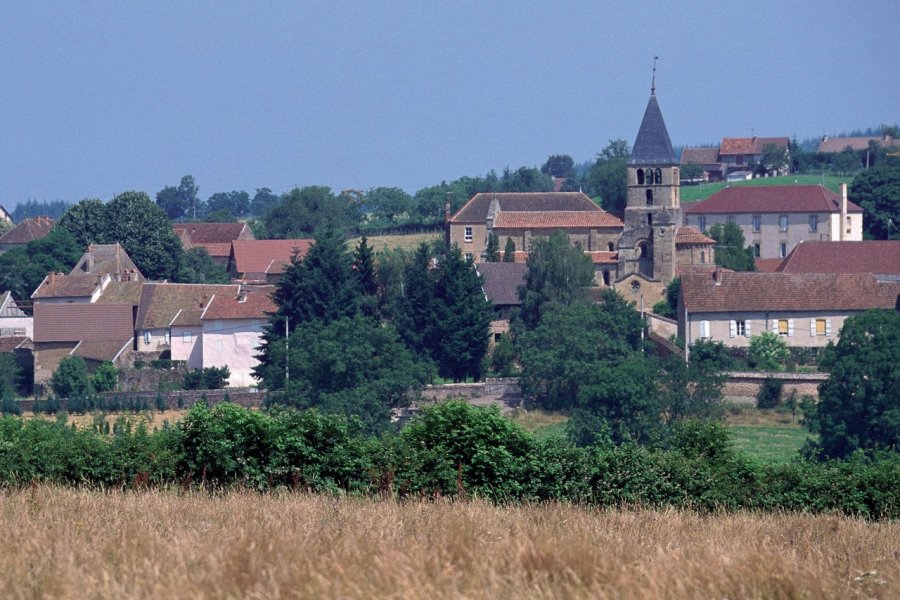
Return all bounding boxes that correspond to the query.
[630,280,641,292]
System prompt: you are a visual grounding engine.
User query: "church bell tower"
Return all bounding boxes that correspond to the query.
[617,60,681,285]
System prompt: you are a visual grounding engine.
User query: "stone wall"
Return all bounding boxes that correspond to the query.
[723,371,827,404]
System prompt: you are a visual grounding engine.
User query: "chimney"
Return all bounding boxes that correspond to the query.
[840,183,848,241]
[49,272,56,286]
[444,192,452,223]
[713,266,722,286]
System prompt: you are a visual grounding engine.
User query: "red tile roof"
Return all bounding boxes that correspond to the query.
[32,274,101,300]
[230,239,314,276]
[680,271,900,313]
[776,241,900,276]
[136,283,239,330]
[754,258,784,273]
[680,147,720,165]
[0,216,54,245]
[585,251,618,265]
[33,303,135,342]
[675,227,716,245]
[202,286,276,320]
[450,192,600,224]
[719,137,788,155]
[684,185,862,215]
[494,210,623,229]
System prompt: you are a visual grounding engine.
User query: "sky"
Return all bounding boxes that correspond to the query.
[1,1,898,208]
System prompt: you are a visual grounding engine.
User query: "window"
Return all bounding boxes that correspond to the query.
[646,189,653,205]
[654,168,662,184]
[464,226,473,242]
[700,251,706,264]
[698,216,706,231]
[700,320,710,339]
[144,331,151,344]
[730,320,749,338]
[464,252,473,262]
[164,332,170,344]
[809,214,818,232]
[776,319,793,337]
[182,331,192,343]
[752,215,761,232]
[810,318,831,337]
[779,215,788,232]
[779,243,787,258]
[607,242,614,251]
[726,215,736,225]
[630,280,641,292]
[494,333,502,343]
[753,243,760,257]
[637,169,645,185]
[602,270,610,286]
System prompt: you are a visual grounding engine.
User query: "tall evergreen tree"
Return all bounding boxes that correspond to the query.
[484,233,500,262]
[430,245,493,382]
[271,229,360,329]
[394,243,436,358]
[502,237,516,262]
[353,236,379,317]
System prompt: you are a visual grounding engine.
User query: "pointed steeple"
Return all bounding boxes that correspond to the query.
[629,93,675,166]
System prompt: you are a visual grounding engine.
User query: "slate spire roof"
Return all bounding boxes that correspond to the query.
[629,94,676,166]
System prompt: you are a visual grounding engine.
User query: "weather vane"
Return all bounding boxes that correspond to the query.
[651,55,659,95]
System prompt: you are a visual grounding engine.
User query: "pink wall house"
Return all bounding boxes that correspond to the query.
[200,286,276,387]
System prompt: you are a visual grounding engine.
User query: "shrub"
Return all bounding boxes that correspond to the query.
[51,356,93,399]
[91,361,118,393]
[183,366,230,390]
[756,378,783,409]
[748,332,789,371]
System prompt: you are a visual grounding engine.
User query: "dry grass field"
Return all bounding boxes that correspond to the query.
[349,231,440,252]
[1,487,896,599]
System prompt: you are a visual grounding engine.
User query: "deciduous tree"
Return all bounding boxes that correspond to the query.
[708,222,755,271]
[519,231,595,329]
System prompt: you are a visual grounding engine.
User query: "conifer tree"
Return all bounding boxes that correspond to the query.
[502,237,516,262]
[394,243,436,358]
[484,233,500,262]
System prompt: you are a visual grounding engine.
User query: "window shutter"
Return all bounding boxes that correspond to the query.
[701,320,710,338]
[788,319,794,337]
[826,319,832,336]
[729,320,736,338]
[810,319,816,337]
[745,320,752,336]
[772,320,778,334]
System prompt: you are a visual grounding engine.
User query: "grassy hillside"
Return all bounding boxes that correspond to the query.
[680,174,853,204]
[2,487,896,599]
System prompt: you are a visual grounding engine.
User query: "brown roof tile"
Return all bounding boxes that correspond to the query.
[450,192,600,224]
[0,216,55,245]
[32,274,101,300]
[95,281,144,306]
[69,243,143,280]
[776,241,900,276]
[173,222,251,245]
[136,283,239,330]
[684,185,862,215]
[818,136,899,153]
[675,227,716,245]
[585,251,618,265]
[720,137,789,155]
[73,340,132,362]
[230,239,314,277]
[475,263,527,306]
[754,258,785,273]
[680,271,900,313]
[0,336,28,352]
[680,147,720,165]
[494,210,623,229]
[202,286,277,320]
[33,303,134,342]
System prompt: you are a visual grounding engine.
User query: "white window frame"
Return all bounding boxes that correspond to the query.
[144,331,151,344]
[698,216,706,232]
[779,215,788,232]
[464,226,473,242]
[700,320,710,339]
[810,318,832,337]
[779,243,787,258]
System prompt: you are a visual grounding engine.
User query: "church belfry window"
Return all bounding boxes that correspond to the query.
[654,168,662,184]
[646,189,653,205]
[636,169,645,185]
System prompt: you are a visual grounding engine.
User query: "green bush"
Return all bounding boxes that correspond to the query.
[756,378,783,409]
[748,332,789,371]
[183,366,230,391]
[51,356,93,399]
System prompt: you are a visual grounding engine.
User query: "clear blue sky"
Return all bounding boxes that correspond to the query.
[2,1,897,207]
